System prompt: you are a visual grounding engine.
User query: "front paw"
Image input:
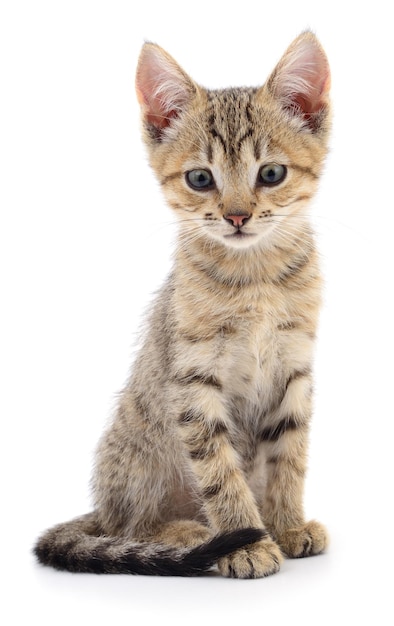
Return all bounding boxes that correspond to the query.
[276,520,328,558]
[218,538,283,579]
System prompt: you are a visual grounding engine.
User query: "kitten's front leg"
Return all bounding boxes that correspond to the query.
[261,370,328,558]
[175,378,282,578]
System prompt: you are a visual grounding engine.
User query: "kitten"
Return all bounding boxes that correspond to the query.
[34,31,331,579]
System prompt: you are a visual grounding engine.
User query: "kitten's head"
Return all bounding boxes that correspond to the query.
[135,32,330,250]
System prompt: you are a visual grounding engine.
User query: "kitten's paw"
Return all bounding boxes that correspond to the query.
[150,520,212,548]
[276,520,328,558]
[218,538,283,579]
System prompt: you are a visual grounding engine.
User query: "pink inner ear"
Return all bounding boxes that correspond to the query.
[145,109,178,129]
[136,69,177,129]
[297,67,330,115]
[272,34,330,127]
[136,44,193,132]
[142,95,179,129]
[292,76,328,115]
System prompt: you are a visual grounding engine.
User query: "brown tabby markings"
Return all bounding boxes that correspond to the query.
[259,417,303,442]
[175,371,223,391]
[34,31,331,579]
[206,89,260,161]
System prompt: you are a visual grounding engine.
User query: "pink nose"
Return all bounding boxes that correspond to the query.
[224,213,251,228]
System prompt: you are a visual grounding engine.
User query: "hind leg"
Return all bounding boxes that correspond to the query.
[93,395,187,538]
[147,520,213,548]
[93,393,209,542]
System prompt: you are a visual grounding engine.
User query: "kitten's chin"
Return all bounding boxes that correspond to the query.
[222,232,259,249]
[205,231,265,250]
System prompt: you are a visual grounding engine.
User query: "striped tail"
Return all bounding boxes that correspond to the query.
[34,513,265,576]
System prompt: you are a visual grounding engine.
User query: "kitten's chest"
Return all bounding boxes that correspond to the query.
[174,258,319,400]
[226,284,317,404]
[225,310,282,403]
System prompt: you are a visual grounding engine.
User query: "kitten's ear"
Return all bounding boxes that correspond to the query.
[266,31,330,131]
[136,43,197,134]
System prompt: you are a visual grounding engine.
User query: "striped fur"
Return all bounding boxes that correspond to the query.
[34,31,330,579]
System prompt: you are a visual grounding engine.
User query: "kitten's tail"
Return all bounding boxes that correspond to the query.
[33,513,264,576]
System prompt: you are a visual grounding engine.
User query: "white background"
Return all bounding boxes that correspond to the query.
[1,1,393,624]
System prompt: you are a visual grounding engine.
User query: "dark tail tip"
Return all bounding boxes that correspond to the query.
[168,527,267,576]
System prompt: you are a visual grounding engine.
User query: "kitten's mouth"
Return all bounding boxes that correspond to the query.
[221,228,259,248]
[224,230,254,239]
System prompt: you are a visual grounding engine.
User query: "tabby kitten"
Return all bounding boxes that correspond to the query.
[34,31,331,579]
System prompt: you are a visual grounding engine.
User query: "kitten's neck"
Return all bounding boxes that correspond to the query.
[174,217,316,287]
[171,218,319,340]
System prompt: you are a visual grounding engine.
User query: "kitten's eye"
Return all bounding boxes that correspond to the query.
[258,164,287,186]
[186,169,214,190]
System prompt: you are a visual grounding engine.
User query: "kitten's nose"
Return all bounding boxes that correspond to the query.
[223,213,251,228]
